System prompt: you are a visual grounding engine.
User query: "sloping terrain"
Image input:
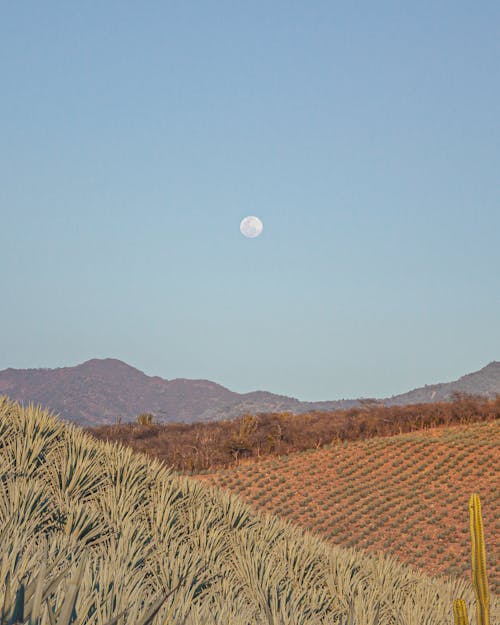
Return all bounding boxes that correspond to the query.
[0,358,355,426]
[386,361,500,405]
[1,358,499,426]
[194,420,500,595]
[87,395,499,473]
[0,358,239,426]
[1,396,497,624]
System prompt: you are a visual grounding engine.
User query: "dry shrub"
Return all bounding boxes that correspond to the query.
[86,394,499,474]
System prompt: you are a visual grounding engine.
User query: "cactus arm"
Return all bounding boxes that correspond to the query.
[469,493,490,625]
[453,599,469,625]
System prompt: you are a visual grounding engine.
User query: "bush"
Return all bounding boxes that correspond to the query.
[137,412,154,425]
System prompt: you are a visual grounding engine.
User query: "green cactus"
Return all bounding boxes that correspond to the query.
[453,599,468,625]
[469,493,490,625]
[453,493,490,625]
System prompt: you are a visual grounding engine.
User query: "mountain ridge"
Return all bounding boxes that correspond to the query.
[0,358,499,426]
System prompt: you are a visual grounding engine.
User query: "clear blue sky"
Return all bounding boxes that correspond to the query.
[1,2,499,400]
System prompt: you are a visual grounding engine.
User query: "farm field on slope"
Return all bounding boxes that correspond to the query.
[194,420,500,594]
[4,397,496,624]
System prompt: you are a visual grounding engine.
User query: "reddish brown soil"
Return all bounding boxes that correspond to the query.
[193,420,499,593]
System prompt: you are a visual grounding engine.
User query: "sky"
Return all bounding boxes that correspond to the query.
[1,2,499,401]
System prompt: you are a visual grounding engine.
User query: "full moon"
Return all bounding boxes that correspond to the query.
[240,216,263,238]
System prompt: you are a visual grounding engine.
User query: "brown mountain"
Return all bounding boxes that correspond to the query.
[0,358,498,426]
[0,358,356,426]
[385,361,500,405]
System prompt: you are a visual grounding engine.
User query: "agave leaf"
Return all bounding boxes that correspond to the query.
[54,552,87,625]
[21,557,74,613]
[45,597,56,625]
[22,545,82,612]
[134,576,193,625]
[100,605,131,625]
[1,570,11,622]
[7,583,24,625]
[20,544,49,610]
[0,519,14,548]
[28,559,46,625]
[134,591,176,625]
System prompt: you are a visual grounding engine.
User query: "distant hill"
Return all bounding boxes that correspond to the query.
[385,361,500,405]
[0,358,499,426]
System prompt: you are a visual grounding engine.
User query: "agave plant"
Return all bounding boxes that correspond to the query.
[0,549,193,625]
[0,399,498,625]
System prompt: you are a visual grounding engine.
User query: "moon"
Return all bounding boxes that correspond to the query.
[240,216,263,238]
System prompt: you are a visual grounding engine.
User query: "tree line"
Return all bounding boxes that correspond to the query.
[86,393,500,474]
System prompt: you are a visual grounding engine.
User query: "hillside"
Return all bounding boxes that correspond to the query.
[194,419,500,595]
[386,361,500,405]
[0,358,357,426]
[86,394,500,473]
[2,397,496,624]
[1,358,500,426]
[0,358,240,426]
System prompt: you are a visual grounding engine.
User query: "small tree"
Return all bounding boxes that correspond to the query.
[137,412,154,425]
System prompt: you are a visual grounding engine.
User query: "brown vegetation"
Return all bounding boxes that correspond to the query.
[85,393,500,474]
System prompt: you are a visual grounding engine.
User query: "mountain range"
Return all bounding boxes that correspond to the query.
[0,358,499,427]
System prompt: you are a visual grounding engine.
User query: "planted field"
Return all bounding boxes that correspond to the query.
[1,397,497,624]
[194,420,500,595]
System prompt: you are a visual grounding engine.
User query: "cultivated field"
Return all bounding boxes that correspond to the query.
[194,420,500,595]
[0,397,497,624]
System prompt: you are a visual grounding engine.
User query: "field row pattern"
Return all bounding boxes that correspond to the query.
[195,420,500,595]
